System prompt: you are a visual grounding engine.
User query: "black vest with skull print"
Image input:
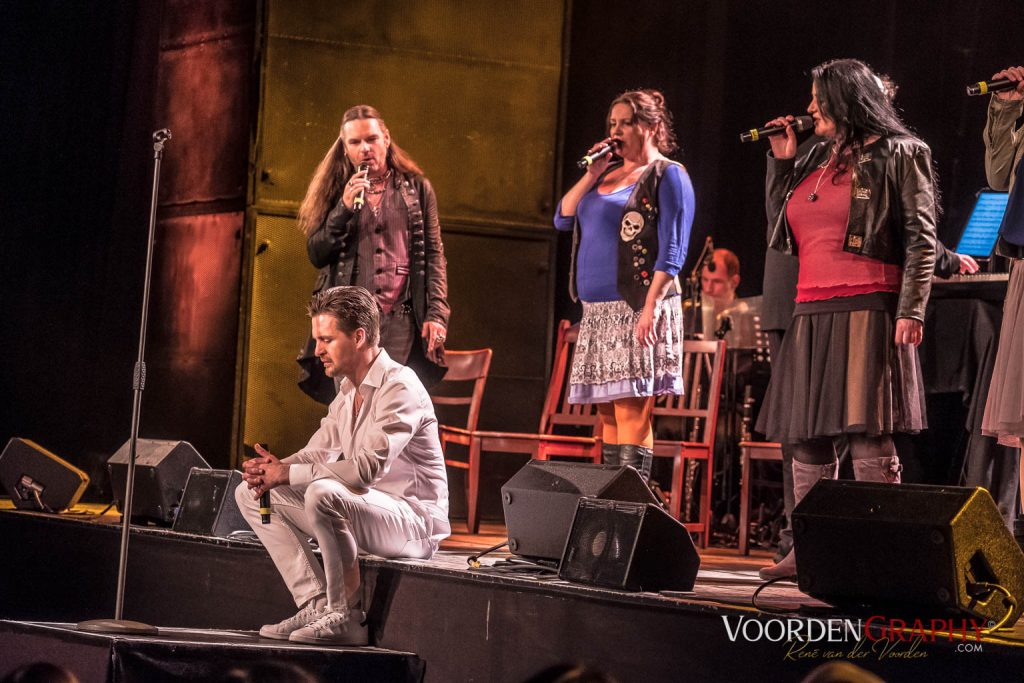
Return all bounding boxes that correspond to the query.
[568,158,679,312]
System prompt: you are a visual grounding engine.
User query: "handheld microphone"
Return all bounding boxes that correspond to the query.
[966,79,1019,96]
[577,140,618,169]
[352,163,369,212]
[259,491,271,524]
[739,116,814,143]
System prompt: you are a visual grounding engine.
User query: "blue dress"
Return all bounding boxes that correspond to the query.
[553,164,695,403]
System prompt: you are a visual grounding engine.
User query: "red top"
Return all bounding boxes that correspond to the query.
[786,163,901,302]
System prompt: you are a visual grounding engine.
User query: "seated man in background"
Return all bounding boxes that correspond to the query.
[701,247,763,349]
[701,248,741,316]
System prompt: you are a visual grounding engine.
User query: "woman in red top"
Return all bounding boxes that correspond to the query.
[755,59,938,580]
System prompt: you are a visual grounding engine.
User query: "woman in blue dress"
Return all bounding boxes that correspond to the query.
[554,89,695,479]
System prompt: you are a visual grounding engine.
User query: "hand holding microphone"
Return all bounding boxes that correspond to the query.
[242,443,288,524]
[756,115,808,160]
[739,115,814,143]
[344,163,370,211]
[577,138,619,171]
[966,66,1024,99]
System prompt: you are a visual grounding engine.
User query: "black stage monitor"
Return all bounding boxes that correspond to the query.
[794,480,1024,626]
[107,439,210,525]
[502,461,658,561]
[954,189,1009,258]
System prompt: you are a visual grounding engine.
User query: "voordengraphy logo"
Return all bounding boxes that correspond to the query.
[862,616,988,643]
[722,616,989,660]
[722,616,864,644]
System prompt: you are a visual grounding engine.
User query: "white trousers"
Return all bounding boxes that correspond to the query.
[235,479,435,610]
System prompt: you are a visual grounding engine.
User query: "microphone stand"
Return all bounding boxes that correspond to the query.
[77,129,171,635]
[684,236,714,339]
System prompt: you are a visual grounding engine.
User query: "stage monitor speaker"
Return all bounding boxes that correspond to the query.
[107,439,210,525]
[794,480,1024,626]
[559,497,700,592]
[501,460,658,561]
[0,438,89,512]
[172,468,248,537]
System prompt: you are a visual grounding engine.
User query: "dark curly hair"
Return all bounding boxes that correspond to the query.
[608,89,679,154]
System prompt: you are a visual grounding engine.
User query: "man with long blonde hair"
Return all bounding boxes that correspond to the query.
[297,105,450,398]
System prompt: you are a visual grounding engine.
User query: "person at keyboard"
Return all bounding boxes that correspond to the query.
[934,247,980,278]
[981,65,1024,451]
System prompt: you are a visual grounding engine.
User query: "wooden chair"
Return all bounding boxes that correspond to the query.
[436,321,601,533]
[737,440,783,555]
[431,349,493,533]
[651,339,727,548]
[535,320,602,462]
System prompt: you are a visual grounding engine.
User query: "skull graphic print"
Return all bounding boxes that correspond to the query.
[620,211,644,241]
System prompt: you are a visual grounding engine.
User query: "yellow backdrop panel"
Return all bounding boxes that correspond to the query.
[241,213,325,457]
[257,0,565,224]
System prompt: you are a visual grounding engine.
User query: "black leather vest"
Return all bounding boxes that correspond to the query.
[569,159,678,312]
[318,174,429,324]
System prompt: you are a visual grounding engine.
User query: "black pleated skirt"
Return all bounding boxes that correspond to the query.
[755,292,927,443]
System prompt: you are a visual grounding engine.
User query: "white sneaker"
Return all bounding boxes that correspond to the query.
[258,601,327,640]
[288,608,368,646]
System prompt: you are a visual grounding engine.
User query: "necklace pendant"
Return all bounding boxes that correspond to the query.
[807,193,817,202]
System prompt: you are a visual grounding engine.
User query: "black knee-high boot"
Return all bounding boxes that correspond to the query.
[619,444,653,481]
[601,443,620,466]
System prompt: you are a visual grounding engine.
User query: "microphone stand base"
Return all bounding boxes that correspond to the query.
[76,618,159,635]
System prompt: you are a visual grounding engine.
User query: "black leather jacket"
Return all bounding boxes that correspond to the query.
[766,135,937,322]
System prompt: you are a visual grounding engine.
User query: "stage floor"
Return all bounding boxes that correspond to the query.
[3,502,1024,682]
[3,500,1012,627]
[0,499,819,613]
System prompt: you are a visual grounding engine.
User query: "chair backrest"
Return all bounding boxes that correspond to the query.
[429,348,493,431]
[652,339,726,447]
[539,320,600,436]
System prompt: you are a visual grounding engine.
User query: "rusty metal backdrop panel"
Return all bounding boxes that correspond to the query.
[157,0,254,208]
[241,213,325,457]
[142,212,245,467]
[257,0,565,225]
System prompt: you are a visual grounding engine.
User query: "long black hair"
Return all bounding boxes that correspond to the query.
[811,59,917,175]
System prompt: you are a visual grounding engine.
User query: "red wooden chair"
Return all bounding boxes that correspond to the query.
[436,321,601,533]
[431,349,493,534]
[651,339,726,548]
[535,320,602,462]
[737,440,783,555]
